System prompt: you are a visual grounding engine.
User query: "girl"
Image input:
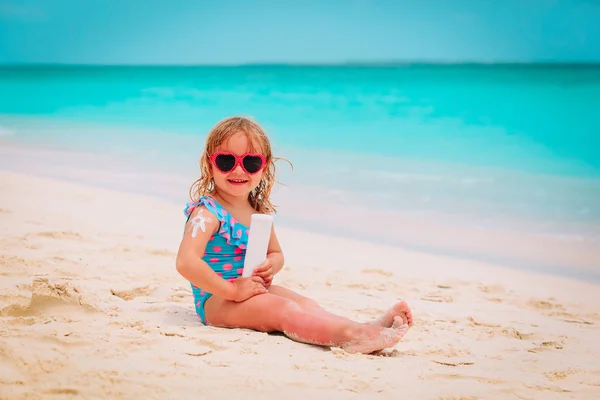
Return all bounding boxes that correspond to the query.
[175,116,413,354]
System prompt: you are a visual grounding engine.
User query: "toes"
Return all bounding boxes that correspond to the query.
[396,301,413,327]
[395,300,410,312]
[401,312,410,326]
[372,301,414,328]
[391,315,404,329]
[391,317,410,338]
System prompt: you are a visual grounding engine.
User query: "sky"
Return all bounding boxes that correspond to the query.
[0,0,599,65]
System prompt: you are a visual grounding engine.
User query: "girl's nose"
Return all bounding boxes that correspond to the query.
[232,162,244,174]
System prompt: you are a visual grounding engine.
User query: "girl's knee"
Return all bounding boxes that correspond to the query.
[276,300,304,329]
[297,296,321,311]
[280,299,303,316]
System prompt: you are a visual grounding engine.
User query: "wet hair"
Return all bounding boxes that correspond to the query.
[188,116,290,214]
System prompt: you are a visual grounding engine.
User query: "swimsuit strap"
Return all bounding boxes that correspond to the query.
[184,196,248,249]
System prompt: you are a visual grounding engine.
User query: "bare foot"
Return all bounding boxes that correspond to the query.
[369,300,413,328]
[343,316,409,354]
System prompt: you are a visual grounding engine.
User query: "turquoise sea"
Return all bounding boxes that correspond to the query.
[1,64,599,278]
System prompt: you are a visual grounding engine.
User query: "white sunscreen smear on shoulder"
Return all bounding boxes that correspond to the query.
[242,214,274,278]
[190,209,211,238]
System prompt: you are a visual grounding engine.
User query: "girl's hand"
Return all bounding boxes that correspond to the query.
[253,259,274,287]
[231,276,267,302]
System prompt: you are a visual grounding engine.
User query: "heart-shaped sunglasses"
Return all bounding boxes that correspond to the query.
[209,152,266,175]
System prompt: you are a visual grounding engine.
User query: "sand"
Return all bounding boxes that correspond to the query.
[1,170,599,400]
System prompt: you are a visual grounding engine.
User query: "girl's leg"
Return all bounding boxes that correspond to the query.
[268,285,413,327]
[203,293,409,354]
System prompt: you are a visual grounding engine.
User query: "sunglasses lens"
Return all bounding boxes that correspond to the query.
[243,155,264,174]
[214,154,236,172]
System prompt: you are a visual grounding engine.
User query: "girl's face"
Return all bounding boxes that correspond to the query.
[210,131,266,198]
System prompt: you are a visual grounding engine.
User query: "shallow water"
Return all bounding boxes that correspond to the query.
[1,64,599,277]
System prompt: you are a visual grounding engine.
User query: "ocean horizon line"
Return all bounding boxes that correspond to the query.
[1,61,600,69]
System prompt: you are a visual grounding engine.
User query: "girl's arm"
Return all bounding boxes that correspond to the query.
[266,225,284,275]
[175,206,237,300]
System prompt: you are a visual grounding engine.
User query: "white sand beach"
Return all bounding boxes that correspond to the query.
[1,170,599,399]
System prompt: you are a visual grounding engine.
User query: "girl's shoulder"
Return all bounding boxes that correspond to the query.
[184,196,249,249]
[184,195,226,223]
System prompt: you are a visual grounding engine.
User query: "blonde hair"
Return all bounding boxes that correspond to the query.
[189,116,290,214]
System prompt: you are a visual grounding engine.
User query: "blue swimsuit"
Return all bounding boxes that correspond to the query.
[183,196,250,324]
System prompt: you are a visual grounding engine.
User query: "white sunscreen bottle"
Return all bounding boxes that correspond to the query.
[242,214,274,278]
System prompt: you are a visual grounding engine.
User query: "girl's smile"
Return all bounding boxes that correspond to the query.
[227,178,249,186]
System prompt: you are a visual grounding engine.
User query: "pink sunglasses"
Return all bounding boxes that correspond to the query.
[209,152,266,175]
